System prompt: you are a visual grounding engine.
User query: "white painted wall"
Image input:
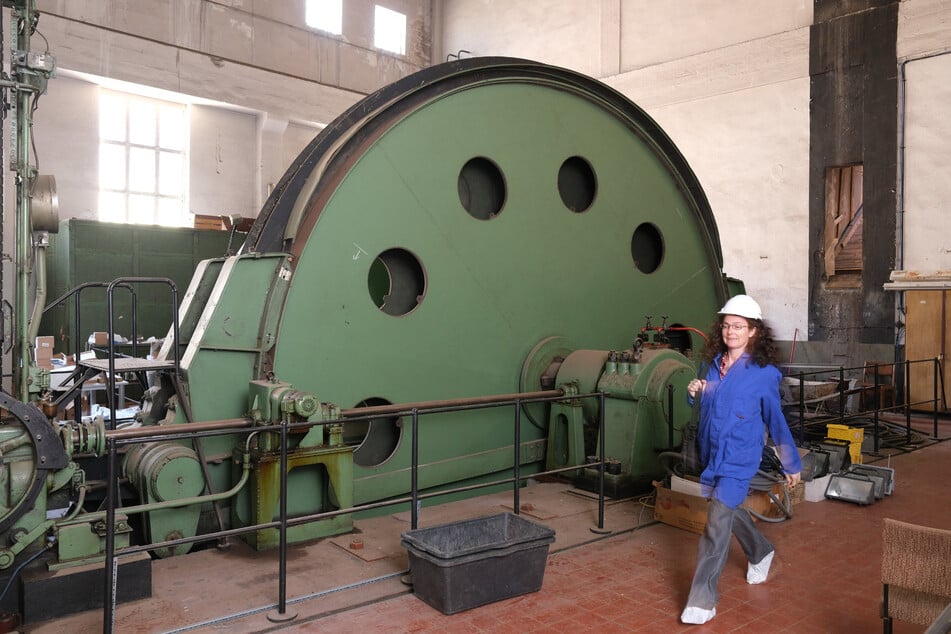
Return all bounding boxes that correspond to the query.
[619,0,812,72]
[32,75,101,220]
[897,0,951,276]
[189,105,259,218]
[440,0,607,76]
[647,78,811,340]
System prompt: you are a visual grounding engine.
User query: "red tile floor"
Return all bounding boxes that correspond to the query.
[289,421,950,634]
[32,416,949,633]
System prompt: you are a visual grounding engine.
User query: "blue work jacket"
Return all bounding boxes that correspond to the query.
[687,353,803,508]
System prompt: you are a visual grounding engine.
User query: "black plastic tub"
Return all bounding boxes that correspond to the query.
[400,512,556,614]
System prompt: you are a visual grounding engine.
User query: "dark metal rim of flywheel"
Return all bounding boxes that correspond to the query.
[0,391,69,533]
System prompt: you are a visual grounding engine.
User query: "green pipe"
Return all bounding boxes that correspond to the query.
[27,239,46,343]
[14,0,35,401]
[110,455,251,517]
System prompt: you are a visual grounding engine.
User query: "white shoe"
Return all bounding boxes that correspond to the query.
[747,550,774,584]
[680,606,716,624]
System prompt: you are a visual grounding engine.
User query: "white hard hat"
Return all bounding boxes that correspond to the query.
[718,294,762,320]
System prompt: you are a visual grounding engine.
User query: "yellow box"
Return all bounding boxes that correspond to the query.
[826,424,863,465]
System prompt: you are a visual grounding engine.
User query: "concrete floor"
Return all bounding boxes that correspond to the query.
[26,415,950,633]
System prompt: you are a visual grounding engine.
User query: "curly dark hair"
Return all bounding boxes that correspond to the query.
[701,316,779,367]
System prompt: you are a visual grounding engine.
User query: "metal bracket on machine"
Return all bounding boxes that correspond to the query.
[0,390,69,533]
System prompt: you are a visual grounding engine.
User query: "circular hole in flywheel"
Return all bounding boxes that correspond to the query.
[367,248,426,316]
[348,397,402,467]
[458,157,506,220]
[558,156,596,212]
[630,222,664,274]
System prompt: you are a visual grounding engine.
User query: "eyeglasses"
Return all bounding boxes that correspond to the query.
[721,322,748,332]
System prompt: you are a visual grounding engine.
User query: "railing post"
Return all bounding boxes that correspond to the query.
[837,366,845,425]
[513,399,521,514]
[797,372,805,442]
[872,364,881,453]
[597,392,606,531]
[103,437,118,634]
[905,360,912,446]
[934,357,940,439]
[667,384,674,449]
[411,408,420,530]
[267,419,297,623]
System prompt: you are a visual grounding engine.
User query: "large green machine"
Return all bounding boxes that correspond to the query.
[0,53,735,619]
[136,56,731,546]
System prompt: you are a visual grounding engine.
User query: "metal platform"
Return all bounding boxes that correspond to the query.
[78,358,175,373]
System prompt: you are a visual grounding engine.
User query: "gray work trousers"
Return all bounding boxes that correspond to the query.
[685,497,774,609]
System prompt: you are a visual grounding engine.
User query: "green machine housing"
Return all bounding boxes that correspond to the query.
[134,56,733,548]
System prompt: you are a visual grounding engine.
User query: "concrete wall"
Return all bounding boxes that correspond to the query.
[808,1,899,363]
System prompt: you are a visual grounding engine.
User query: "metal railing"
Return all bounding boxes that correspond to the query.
[98,389,609,632]
[784,357,946,453]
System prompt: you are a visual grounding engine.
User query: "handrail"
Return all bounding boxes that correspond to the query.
[43,281,138,418]
[105,277,180,429]
[782,357,945,451]
[98,388,607,632]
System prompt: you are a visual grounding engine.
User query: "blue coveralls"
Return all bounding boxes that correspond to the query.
[684,353,803,610]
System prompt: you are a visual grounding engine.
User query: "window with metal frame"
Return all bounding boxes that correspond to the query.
[98,90,188,227]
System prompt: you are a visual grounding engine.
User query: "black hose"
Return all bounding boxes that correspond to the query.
[744,469,793,522]
[0,542,53,603]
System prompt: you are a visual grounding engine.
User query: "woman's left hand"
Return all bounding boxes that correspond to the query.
[785,472,801,488]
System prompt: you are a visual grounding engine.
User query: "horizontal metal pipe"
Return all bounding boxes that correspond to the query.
[102,388,566,440]
[339,389,565,418]
[104,418,253,440]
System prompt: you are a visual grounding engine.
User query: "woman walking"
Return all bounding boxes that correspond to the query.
[680,294,802,625]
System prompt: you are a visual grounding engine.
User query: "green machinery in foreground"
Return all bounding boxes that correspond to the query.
[1,56,736,617]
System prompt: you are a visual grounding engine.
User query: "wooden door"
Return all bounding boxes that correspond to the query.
[905,290,950,411]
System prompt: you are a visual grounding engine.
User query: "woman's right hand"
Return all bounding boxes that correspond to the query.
[687,379,706,398]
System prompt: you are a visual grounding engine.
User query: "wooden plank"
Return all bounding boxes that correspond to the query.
[850,165,863,218]
[838,167,853,232]
[824,167,840,277]
[836,208,863,272]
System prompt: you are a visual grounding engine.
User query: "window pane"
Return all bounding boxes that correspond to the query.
[128,147,156,193]
[99,143,127,190]
[159,105,184,151]
[306,0,342,34]
[99,191,126,223]
[129,100,157,146]
[99,90,189,227]
[158,151,183,196]
[128,194,156,225]
[374,5,406,55]
[100,94,126,142]
[157,197,184,227]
